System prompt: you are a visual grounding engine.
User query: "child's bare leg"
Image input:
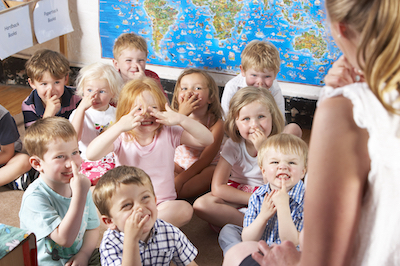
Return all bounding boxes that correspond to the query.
[193,192,244,227]
[158,200,193,227]
[177,166,215,199]
[283,123,302,138]
[0,152,31,186]
[222,241,259,266]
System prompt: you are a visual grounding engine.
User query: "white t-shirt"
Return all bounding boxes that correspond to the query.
[220,138,264,187]
[221,74,285,120]
[69,106,116,160]
[318,83,400,265]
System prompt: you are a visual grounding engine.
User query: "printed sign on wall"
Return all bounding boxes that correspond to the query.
[33,0,73,43]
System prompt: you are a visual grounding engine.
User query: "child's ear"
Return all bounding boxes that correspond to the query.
[102,215,118,230]
[28,78,36,90]
[29,156,43,172]
[112,59,120,71]
[64,74,69,85]
[240,65,245,77]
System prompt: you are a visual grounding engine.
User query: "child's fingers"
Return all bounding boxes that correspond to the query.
[71,161,79,177]
[281,178,286,191]
[138,214,150,228]
[136,62,145,74]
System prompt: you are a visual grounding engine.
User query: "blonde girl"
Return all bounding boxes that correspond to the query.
[193,86,284,229]
[225,0,400,265]
[69,62,123,185]
[86,77,213,227]
[171,68,224,199]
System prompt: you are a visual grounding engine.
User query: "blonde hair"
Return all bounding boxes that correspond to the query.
[241,40,280,74]
[326,0,400,114]
[225,86,285,143]
[258,133,308,169]
[171,68,223,124]
[113,33,148,60]
[24,117,77,159]
[116,77,167,140]
[25,49,70,82]
[75,62,123,105]
[93,166,155,217]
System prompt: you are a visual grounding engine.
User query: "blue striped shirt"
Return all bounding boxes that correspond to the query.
[243,180,305,245]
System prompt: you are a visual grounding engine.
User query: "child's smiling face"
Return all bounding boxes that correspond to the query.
[132,91,161,134]
[261,148,306,191]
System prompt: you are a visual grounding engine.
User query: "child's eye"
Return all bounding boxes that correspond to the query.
[41,83,47,86]
[181,87,187,91]
[258,115,265,119]
[270,161,278,164]
[152,106,158,109]
[243,117,250,121]
[195,87,202,90]
[55,155,64,159]
[87,89,92,93]
[289,161,297,165]
[72,151,80,156]
[99,90,106,94]
[126,59,131,62]
[139,59,145,62]
[122,203,132,209]
[55,81,60,84]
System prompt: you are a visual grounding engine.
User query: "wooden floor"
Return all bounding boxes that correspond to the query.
[0,84,32,116]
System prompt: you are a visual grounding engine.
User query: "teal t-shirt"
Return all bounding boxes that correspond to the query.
[19,177,100,265]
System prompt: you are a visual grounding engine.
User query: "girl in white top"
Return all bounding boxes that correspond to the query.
[86,77,213,228]
[224,0,400,265]
[70,62,123,185]
[171,68,224,199]
[194,87,284,229]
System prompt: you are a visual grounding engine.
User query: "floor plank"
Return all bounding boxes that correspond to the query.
[0,85,32,116]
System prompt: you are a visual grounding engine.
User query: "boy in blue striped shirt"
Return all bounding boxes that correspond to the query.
[219,133,307,263]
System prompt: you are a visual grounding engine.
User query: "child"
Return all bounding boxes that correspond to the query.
[86,77,213,227]
[231,0,400,265]
[193,86,285,230]
[221,40,302,137]
[19,117,100,265]
[93,165,198,266]
[112,32,168,98]
[69,62,124,185]
[220,133,307,262]
[22,49,81,128]
[0,104,32,189]
[171,68,224,199]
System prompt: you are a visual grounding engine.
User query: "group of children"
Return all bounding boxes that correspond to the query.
[2,31,310,266]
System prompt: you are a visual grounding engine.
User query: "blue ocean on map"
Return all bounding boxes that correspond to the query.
[99,0,342,86]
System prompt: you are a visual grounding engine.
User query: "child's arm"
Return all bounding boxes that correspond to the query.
[122,207,151,266]
[151,104,213,147]
[175,119,224,192]
[272,180,300,246]
[242,191,277,241]
[211,157,252,205]
[86,106,142,161]
[65,227,99,266]
[49,162,91,247]
[0,143,15,165]
[70,91,95,141]
[43,88,61,118]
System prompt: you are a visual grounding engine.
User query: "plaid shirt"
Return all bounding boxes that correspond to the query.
[100,219,197,266]
[243,181,305,245]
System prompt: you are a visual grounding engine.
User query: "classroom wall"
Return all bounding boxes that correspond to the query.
[12,0,321,100]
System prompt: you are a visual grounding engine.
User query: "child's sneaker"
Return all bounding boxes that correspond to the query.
[13,172,31,190]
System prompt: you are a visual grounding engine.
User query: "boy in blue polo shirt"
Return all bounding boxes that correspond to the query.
[22,49,81,128]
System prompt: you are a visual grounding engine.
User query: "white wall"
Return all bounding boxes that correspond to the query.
[14,0,321,100]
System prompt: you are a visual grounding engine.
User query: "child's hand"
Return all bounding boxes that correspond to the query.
[260,190,277,221]
[178,91,201,116]
[124,207,150,242]
[117,106,144,132]
[65,251,90,266]
[324,55,365,88]
[249,128,266,151]
[79,90,96,111]
[69,161,90,197]
[132,63,146,80]
[271,179,290,209]
[151,104,183,126]
[43,88,61,117]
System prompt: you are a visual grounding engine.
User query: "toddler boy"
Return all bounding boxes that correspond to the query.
[219,133,307,260]
[112,33,168,98]
[221,40,302,137]
[0,104,31,189]
[93,165,198,266]
[19,117,100,265]
[22,49,81,128]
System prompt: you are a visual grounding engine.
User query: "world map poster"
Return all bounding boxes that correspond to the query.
[99,0,341,86]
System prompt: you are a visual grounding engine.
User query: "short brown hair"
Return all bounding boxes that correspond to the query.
[224,86,284,142]
[25,49,70,82]
[93,166,155,217]
[113,33,148,60]
[258,133,308,169]
[241,40,280,74]
[24,117,77,159]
